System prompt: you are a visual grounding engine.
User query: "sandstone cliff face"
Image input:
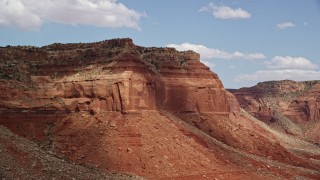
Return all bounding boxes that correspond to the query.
[230,80,320,143]
[231,80,320,122]
[0,38,237,115]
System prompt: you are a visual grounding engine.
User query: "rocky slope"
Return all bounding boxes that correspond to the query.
[0,39,320,179]
[0,124,141,180]
[230,80,320,143]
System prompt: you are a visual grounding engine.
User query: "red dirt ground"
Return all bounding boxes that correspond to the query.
[1,110,320,179]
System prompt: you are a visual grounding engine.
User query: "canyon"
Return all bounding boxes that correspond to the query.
[0,39,319,179]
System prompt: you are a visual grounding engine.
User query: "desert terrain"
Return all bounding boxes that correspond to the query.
[0,39,319,179]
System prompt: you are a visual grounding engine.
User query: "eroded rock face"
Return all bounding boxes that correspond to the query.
[0,38,238,115]
[230,80,320,122]
[230,80,320,143]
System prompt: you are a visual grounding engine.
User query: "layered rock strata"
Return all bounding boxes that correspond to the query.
[0,38,238,115]
[230,80,320,143]
[230,80,320,122]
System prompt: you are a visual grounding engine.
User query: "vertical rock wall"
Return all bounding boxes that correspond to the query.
[0,38,240,115]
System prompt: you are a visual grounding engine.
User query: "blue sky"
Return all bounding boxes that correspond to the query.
[1,0,320,88]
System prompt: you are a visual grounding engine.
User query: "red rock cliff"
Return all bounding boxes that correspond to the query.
[230,80,320,143]
[0,38,239,115]
[230,80,320,122]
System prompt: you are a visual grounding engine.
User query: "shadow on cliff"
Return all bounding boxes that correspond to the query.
[0,111,66,145]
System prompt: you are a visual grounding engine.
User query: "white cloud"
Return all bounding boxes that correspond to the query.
[0,0,42,30]
[277,22,295,30]
[265,56,318,70]
[235,56,319,83]
[0,0,145,31]
[235,69,320,82]
[199,2,251,19]
[166,42,265,60]
[202,60,216,68]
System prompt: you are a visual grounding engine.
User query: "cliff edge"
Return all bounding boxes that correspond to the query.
[0,38,238,115]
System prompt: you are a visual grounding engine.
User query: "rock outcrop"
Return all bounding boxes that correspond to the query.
[230,80,320,122]
[0,38,238,115]
[230,80,320,143]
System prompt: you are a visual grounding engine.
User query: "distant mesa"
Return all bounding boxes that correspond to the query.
[230,79,320,143]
